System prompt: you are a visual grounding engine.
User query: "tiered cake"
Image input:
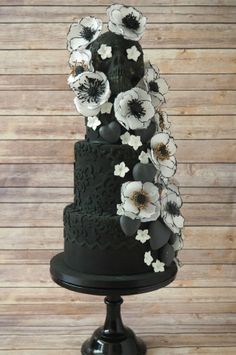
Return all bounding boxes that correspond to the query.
[63,4,184,278]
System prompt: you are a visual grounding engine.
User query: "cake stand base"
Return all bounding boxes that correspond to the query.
[50,252,178,354]
[81,296,146,355]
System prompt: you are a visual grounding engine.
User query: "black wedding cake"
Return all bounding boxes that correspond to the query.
[63,4,184,279]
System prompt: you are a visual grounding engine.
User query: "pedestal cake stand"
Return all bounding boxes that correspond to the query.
[50,252,177,355]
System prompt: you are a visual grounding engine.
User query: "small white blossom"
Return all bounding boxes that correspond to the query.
[128,135,142,150]
[138,151,149,164]
[120,132,131,145]
[135,229,150,244]
[98,44,112,59]
[126,46,141,61]
[101,101,113,114]
[144,251,153,266]
[117,203,124,216]
[114,162,130,178]
[87,116,101,130]
[152,259,165,272]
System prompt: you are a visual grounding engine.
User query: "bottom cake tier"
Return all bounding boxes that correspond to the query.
[63,203,156,275]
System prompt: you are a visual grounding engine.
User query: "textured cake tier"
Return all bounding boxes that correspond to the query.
[63,203,153,275]
[74,140,140,215]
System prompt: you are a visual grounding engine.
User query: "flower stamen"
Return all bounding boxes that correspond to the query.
[131,190,150,209]
[128,99,145,118]
[80,26,96,41]
[166,201,180,216]
[122,13,140,30]
[154,143,170,161]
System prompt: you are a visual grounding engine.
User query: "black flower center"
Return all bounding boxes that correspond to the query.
[77,76,106,104]
[166,201,180,216]
[128,99,145,118]
[80,26,96,41]
[122,13,140,30]
[154,143,170,161]
[149,80,159,92]
[132,190,149,209]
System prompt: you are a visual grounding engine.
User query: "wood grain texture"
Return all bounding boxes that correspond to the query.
[1,6,236,23]
[0,24,235,49]
[1,49,236,74]
[0,349,236,355]
[0,203,235,226]
[0,2,235,352]
[1,91,235,115]
[0,140,235,163]
[0,227,235,249]
[1,74,235,91]
[0,187,235,203]
[0,163,234,187]
[0,115,235,139]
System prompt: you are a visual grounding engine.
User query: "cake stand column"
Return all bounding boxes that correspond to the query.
[81,294,147,355]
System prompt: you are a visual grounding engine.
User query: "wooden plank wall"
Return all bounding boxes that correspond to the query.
[0,1,235,354]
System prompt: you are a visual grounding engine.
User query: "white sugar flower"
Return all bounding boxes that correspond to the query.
[117,203,124,216]
[154,111,171,133]
[149,132,177,178]
[107,4,146,41]
[87,116,101,130]
[172,233,184,251]
[120,132,131,145]
[67,16,102,52]
[98,44,112,59]
[68,49,94,84]
[101,101,113,114]
[161,183,184,234]
[128,135,142,150]
[72,71,111,116]
[144,251,153,266]
[143,62,169,108]
[126,45,141,61]
[114,87,155,130]
[114,162,129,178]
[120,181,160,222]
[152,259,165,273]
[135,229,150,244]
[138,151,149,164]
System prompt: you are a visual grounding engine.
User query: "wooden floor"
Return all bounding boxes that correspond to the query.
[0,0,236,354]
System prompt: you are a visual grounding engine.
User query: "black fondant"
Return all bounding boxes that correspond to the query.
[149,220,172,250]
[120,215,141,236]
[74,140,140,215]
[135,121,156,143]
[158,243,175,266]
[99,121,121,143]
[132,162,156,182]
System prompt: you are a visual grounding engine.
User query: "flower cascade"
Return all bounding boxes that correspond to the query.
[66,4,184,273]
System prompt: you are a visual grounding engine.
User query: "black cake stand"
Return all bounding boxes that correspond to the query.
[50,252,177,355]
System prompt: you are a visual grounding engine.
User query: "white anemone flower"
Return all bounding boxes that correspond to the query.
[67,16,102,52]
[107,4,146,41]
[143,62,169,108]
[68,49,94,85]
[149,132,177,178]
[161,183,184,234]
[114,87,155,130]
[72,71,111,116]
[154,111,171,133]
[120,181,161,222]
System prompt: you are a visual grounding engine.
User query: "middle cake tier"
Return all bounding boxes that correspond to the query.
[74,140,141,215]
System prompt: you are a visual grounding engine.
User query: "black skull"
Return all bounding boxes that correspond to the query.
[88,31,144,98]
